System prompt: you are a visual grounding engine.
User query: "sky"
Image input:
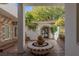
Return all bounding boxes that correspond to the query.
[24,6,32,11]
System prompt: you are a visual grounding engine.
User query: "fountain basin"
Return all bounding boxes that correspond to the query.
[27,41,53,55]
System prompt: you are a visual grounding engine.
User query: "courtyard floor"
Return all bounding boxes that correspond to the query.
[0,39,65,56]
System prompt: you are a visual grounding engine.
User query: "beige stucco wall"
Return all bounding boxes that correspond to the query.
[0,3,18,18]
[0,3,18,42]
[65,3,79,56]
[25,23,57,40]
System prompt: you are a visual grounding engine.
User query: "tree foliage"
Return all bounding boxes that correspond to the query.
[55,17,64,26]
[25,6,64,30]
[25,12,37,31]
[51,25,57,33]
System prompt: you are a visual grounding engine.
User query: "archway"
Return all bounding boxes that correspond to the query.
[41,26,50,38]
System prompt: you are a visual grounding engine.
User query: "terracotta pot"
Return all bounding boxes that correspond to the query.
[59,34,65,41]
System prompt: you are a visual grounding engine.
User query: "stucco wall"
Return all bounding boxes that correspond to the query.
[25,23,60,40]
[25,26,39,40]
[65,3,79,56]
[0,3,18,17]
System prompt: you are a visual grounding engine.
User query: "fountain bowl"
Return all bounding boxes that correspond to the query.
[27,41,53,55]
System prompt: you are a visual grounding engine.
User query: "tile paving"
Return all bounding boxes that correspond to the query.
[0,39,64,56]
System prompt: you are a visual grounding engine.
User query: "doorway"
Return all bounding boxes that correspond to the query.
[41,26,49,38]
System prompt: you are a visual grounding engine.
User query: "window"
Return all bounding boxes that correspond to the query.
[2,25,10,40]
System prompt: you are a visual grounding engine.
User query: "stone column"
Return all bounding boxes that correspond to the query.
[18,3,25,53]
[65,3,77,56]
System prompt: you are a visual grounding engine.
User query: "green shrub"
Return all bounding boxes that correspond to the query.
[51,25,57,33]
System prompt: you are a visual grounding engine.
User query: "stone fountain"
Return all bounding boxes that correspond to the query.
[27,35,53,55]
